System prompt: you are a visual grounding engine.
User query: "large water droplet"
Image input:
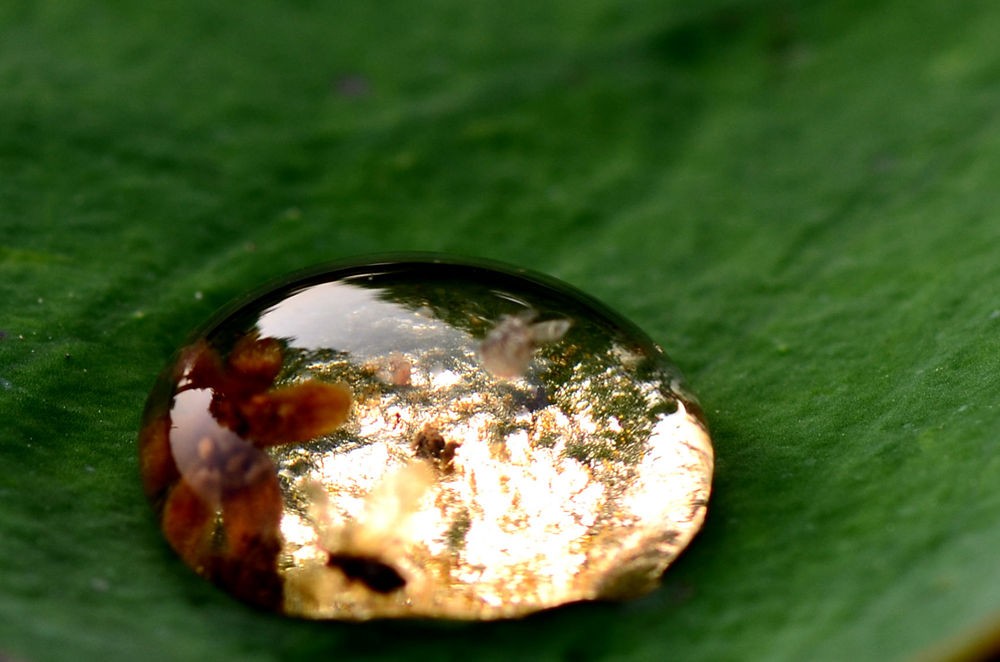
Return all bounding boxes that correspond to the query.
[138,256,713,620]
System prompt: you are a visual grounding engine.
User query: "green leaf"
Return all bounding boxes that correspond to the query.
[2,0,1000,660]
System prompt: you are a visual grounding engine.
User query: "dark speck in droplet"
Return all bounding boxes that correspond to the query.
[513,385,549,412]
[327,553,406,593]
[412,424,460,471]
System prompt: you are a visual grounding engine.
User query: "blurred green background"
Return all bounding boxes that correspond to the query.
[2,0,1000,660]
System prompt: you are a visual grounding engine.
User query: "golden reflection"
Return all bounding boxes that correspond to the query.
[272,314,713,620]
[142,264,714,621]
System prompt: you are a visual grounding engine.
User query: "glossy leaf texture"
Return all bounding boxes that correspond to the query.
[1,0,999,660]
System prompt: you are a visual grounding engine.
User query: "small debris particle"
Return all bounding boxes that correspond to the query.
[412,425,460,471]
[327,554,406,593]
[479,312,571,379]
[512,385,549,412]
[194,291,204,301]
[90,577,110,592]
[388,353,412,386]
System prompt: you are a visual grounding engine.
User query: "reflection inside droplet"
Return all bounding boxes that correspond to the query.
[138,257,713,620]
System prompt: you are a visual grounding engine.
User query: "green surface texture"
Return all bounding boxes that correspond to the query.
[2,1,1000,660]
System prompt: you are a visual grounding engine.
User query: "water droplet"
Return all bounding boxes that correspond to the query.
[138,256,713,620]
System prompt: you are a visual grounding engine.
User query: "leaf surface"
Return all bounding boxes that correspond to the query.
[2,1,1000,660]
